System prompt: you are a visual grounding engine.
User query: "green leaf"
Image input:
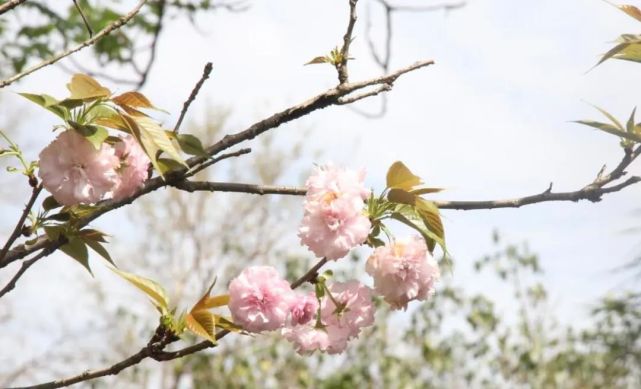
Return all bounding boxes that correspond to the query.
[122,114,186,175]
[60,236,92,275]
[410,187,444,195]
[386,161,423,190]
[18,93,69,120]
[611,42,641,63]
[85,240,115,266]
[91,106,129,131]
[593,105,625,131]
[215,315,243,332]
[391,204,446,253]
[388,188,417,206]
[575,120,641,143]
[42,195,61,211]
[110,267,170,315]
[627,107,637,134]
[68,121,109,150]
[44,225,64,241]
[177,133,207,157]
[157,158,185,175]
[57,98,85,110]
[78,228,108,243]
[416,198,446,245]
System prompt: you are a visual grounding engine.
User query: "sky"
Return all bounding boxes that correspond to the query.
[2,0,641,382]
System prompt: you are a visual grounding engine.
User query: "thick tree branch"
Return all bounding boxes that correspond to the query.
[0,184,42,262]
[0,0,148,89]
[172,145,641,211]
[0,0,28,15]
[16,325,179,389]
[172,181,306,196]
[20,257,329,388]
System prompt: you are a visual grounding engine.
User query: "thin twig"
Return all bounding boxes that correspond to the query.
[136,0,166,89]
[436,176,641,210]
[0,248,49,299]
[185,148,252,178]
[0,0,148,89]
[72,0,93,38]
[173,62,213,134]
[338,0,359,84]
[0,0,28,15]
[0,184,42,262]
[337,84,392,105]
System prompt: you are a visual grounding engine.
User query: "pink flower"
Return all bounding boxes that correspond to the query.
[228,266,294,333]
[289,292,318,326]
[298,164,372,260]
[282,325,330,355]
[304,163,370,202]
[281,280,374,355]
[111,135,150,201]
[282,324,350,355]
[38,130,119,206]
[321,280,375,338]
[366,236,440,310]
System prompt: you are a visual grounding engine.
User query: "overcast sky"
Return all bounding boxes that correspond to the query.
[2,0,641,380]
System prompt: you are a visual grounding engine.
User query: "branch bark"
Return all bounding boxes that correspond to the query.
[0,0,148,89]
[0,184,42,262]
[0,0,28,15]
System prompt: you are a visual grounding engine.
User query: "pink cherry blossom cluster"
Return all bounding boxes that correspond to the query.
[38,130,150,206]
[228,266,375,355]
[227,164,441,355]
[298,164,372,260]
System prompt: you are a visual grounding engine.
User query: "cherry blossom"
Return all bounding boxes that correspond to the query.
[289,292,318,326]
[228,266,294,333]
[111,135,150,201]
[38,130,119,206]
[366,236,440,310]
[299,164,372,260]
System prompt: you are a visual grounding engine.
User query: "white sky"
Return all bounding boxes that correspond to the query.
[2,0,641,380]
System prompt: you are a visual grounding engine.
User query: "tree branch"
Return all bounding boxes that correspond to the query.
[20,257,329,388]
[72,0,93,38]
[0,0,28,16]
[0,0,148,89]
[135,0,166,89]
[0,245,52,299]
[337,0,358,84]
[0,59,434,273]
[173,145,641,211]
[172,181,307,196]
[173,62,213,134]
[0,184,42,262]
